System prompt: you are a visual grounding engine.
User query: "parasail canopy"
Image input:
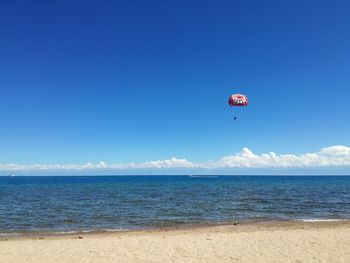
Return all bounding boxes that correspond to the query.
[228,94,248,107]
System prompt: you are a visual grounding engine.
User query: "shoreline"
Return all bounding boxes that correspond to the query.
[1,219,349,240]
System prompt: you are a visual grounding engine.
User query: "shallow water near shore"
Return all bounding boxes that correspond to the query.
[1,175,350,235]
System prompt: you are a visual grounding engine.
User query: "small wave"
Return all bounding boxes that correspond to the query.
[0,233,20,237]
[52,228,129,234]
[0,228,132,237]
[52,230,89,234]
[295,219,345,222]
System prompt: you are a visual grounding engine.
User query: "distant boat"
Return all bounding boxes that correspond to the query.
[188,175,218,178]
[8,174,15,177]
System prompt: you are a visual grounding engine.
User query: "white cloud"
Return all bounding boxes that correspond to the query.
[1,145,350,172]
[216,145,350,168]
[0,158,195,171]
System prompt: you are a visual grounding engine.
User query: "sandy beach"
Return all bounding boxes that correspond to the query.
[1,221,350,263]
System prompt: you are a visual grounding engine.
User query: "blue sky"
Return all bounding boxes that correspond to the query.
[0,0,349,174]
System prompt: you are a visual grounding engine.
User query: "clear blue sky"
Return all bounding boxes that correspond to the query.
[1,0,349,166]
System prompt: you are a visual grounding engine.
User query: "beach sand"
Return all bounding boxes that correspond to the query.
[1,221,350,263]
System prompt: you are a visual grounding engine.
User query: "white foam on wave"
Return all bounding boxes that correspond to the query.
[53,228,130,234]
[0,228,132,237]
[0,233,20,237]
[53,230,86,234]
[295,219,345,222]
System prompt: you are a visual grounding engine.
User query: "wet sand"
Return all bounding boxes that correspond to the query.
[1,221,350,263]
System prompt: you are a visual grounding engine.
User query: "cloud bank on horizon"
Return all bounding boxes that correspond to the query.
[1,145,350,174]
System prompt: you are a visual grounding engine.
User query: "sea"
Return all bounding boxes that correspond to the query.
[0,175,349,235]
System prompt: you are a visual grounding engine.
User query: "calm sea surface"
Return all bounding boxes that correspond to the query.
[0,176,349,234]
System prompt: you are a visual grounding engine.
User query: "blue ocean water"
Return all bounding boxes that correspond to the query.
[0,176,349,234]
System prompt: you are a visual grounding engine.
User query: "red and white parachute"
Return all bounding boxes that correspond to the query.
[228,94,248,107]
[228,94,248,120]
